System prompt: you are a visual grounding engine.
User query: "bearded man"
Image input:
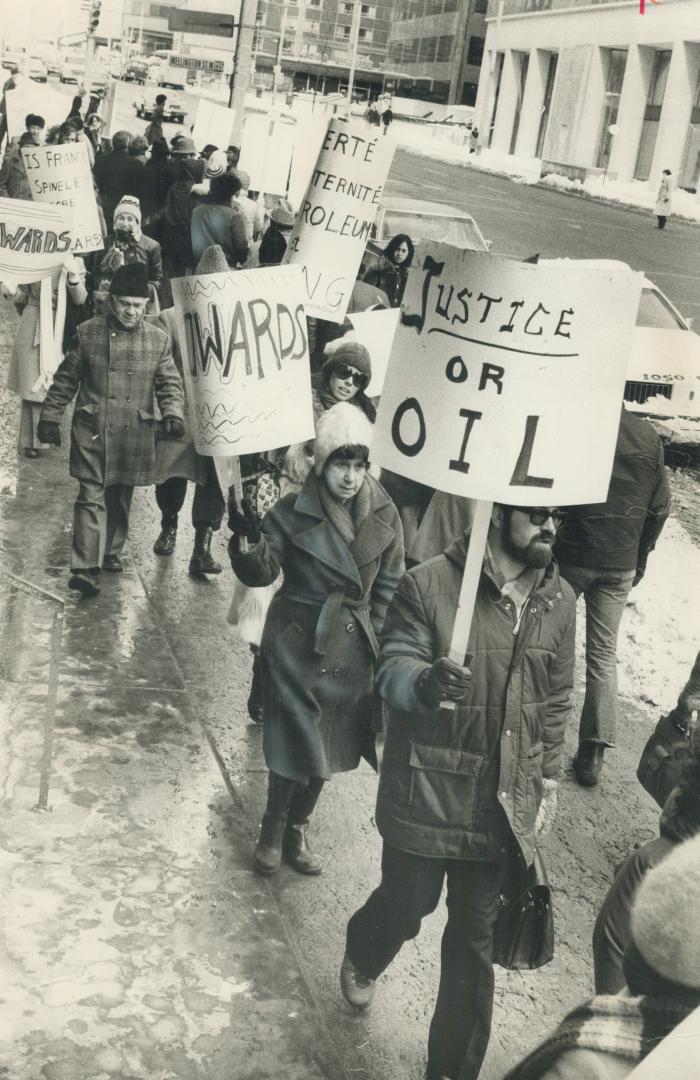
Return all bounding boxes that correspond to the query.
[340,505,576,1080]
[38,263,184,598]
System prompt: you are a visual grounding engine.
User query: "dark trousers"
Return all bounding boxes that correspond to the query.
[346,843,509,1080]
[154,459,224,531]
[657,215,667,229]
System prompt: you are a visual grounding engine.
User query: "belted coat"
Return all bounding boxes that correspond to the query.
[230,471,405,783]
[40,313,184,488]
[375,536,576,866]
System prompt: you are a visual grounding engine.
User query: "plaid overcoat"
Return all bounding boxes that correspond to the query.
[41,313,184,487]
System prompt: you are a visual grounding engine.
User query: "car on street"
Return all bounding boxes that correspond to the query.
[134,96,187,124]
[45,58,61,77]
[1,49,25,71]
[27,57,48,82]
[122,59,150,84]
[60,58,84,84]
[88,69,109,93]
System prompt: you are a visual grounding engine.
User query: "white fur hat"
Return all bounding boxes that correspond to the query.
[630,834,700,989]
[314,402,373,476]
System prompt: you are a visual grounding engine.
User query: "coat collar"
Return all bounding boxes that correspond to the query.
[444,531,565,604]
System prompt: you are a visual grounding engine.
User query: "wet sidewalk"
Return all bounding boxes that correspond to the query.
[0,448,344,1080]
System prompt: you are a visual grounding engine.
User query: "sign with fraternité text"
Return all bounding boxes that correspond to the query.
[371,244,643,506]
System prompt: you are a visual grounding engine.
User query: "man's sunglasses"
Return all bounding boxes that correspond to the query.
[333,363,368,388]
[514,507,567,527]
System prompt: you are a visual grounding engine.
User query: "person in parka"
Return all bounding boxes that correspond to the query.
[341,504,576,1080]
[37,262,185,598]
[228,403,404,877]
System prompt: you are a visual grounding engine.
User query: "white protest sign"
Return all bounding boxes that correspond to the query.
[238,111,296,196]
[171,265,315,456]
[5,79,69,141]
[347,307,400,396]
[21,143,103,254]
[191,98,235,155]
[0,196,73,284]
[284,117,396,323]
[371,244,643,506]
[287,114,327,210]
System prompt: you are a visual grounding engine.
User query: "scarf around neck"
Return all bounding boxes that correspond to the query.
[319,475,371,547]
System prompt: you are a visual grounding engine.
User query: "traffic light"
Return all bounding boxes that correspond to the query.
[89,1,101,33]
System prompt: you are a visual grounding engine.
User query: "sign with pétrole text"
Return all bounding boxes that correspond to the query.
[371,244,643,506]
[284,117,395,323]
[171,265,315,456]
[21,143,103,254]
[0,196,73,283]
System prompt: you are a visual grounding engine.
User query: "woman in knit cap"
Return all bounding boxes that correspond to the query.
[229,402,404,877]
[312,338,376,423]
[504,833,700,1080]
[87,195,163,316]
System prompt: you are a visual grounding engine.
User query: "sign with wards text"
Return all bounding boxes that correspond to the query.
[371,244,643,506]
[0,196,73,284]
[284,118,395,323]
[21,143,103,254]
[171,265,315,457]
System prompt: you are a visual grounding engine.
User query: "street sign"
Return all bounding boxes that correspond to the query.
[168,10,235,37]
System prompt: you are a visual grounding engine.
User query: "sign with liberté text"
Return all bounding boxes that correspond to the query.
[21,143,103,254]
[171,265,315,457]
[0,196,73,284]
[284,117,395,323]
[371,244,643,506]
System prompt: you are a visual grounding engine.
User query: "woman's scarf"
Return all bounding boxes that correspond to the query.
[32,270,68,394]
[319,475,371,547]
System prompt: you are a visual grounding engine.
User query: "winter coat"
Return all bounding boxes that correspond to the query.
[93,149,146,229]
[151,308,208,486]
[554,409,670,574]
[7,271,88,403]
[592,791,697,995]
[144,105,164,146]
[375,536,576,865]
[87,232,163,317]
[654,175,672,217]
[230,471,405,783]
[0,141,31,199]
[190,203,249,268]
[363,256,406,307]
[40,313,184,487]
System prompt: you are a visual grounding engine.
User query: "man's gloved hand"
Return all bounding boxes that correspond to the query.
[160,416,185,440]
[37,420,61,447]
[227,495,261,544]
[535,778,559,838]
[632,566,645,588]
[418,656,472,706]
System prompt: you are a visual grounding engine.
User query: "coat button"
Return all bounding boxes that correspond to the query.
[346,622,355,633]
[333,669,341,677]
[505,730,511,737]
[320,668,327,674]
[500,792,508,800]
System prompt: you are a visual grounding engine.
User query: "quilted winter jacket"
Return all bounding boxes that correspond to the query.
[375,535,576,865]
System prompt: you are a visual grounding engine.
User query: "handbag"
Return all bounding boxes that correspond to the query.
[637,711,691,809]
[492,846,554,971]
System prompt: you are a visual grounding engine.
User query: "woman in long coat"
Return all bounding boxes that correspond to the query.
[654,169,673,229]
[229,403,404,878]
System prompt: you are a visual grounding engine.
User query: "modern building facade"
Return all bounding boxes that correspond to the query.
[387,0,488,105]
[474,0,700,190]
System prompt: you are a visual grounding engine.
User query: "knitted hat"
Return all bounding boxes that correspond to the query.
[109,262,149,298]
[269,198,295,227]
[195,245,230,275]
[314,402,373,476]
[630,834,700,989]
[205,149,228,178]
[323,339,371,381]
[113,195,141,224]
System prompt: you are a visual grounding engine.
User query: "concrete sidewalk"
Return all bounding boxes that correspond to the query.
[0,446,343,1080]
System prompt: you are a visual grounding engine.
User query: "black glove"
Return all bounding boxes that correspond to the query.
[418,656,472,706]
[37,420,61,447]
[227,495,261,543]
[632,565,645,588]
[160,416,185,440]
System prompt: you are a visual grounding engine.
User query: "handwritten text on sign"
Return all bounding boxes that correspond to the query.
[22,143,103,254]
[284,119,395,323]
[371,245,643,506]
[0,196,72,284]
[171,265,315,457]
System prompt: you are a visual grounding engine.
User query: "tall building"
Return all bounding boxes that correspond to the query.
[387,0,488,105]
[475,0,700,191]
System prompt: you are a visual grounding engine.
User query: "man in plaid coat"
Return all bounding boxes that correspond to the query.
[38,263,184,597]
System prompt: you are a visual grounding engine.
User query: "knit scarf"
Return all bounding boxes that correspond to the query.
[32,270,68,394]
[319,476,371,547]
[504,994,698,1080]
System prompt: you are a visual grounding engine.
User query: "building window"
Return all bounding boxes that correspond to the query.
[474,0,488,12]
[337,24,352,38]
[437,35,452,63]
[461,81,478,106]
[358,28,373,41]
[467,36,484,67]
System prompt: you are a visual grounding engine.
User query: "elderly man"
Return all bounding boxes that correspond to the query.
[341,504,576,1080]
[38,263,184,598]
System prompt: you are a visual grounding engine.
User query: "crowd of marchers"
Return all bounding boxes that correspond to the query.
[1,74,699,1080]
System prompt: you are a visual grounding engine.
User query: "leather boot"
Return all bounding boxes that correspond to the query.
[154,519,178,556]
[188,526,222,577]
[254,813,286,875]
[283,821,323,875]
[573,741,605,787]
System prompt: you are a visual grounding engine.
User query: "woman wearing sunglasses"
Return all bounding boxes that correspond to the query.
[312,339,377,423]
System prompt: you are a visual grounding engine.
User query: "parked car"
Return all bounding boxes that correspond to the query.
[45,58,61,78]
[60,58,84,84]
[1,49,25,71]
[27,57,47,83]
[88,69,109,92]
[134,96,186,124]
[122,59,149,84]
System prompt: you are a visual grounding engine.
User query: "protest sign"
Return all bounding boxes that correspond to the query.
[5,79,68,141]
[238,111,296,197]
[346,307,400,396]
[171,265,315,456]
[371,244,643,507]
[287,115,327,210]
[284,117,396,323]
[0,196,73,284]
[21,143,103,254]
[191,98,235,155]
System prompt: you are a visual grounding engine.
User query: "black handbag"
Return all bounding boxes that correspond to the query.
[492,847,554,971]
[637,711,691,809]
